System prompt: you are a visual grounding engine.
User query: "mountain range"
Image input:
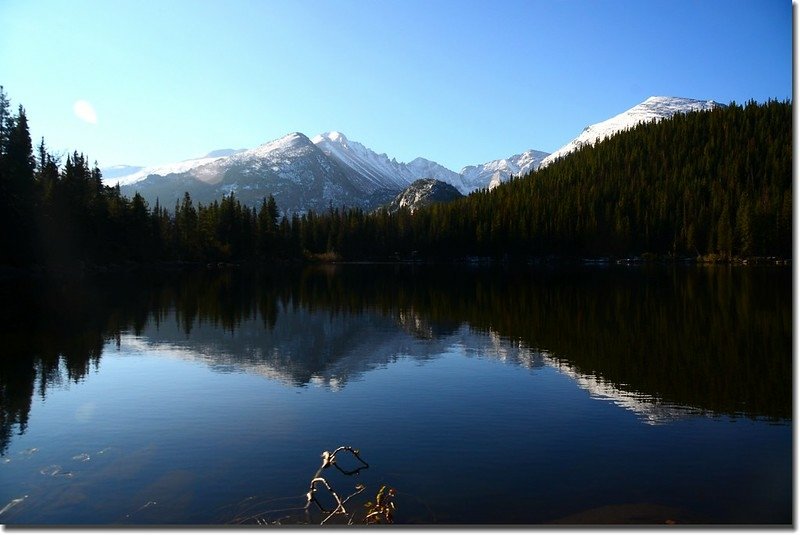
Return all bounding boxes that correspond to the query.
[104,96,721,214]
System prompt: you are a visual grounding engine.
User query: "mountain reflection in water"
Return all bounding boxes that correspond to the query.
[0,264,791,456]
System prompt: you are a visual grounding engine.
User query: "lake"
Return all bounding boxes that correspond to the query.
[0,264,791,525]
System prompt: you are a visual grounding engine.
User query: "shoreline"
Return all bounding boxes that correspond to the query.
[0,254,790,281]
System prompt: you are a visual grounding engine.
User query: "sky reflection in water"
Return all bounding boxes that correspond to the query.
[0,265,791,525]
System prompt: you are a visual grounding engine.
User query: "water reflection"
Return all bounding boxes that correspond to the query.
[543,353,704,425]
[0,264,791,454]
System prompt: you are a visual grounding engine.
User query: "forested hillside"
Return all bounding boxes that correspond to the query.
[0,86,791,269]
[470,99,792,259]
[319,99,791,261]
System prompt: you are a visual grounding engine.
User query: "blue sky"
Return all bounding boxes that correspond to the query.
[0,0,792,172]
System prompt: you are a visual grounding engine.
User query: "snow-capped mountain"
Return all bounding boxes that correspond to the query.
[119,133,377,213]
[459,149,550,190]
[311,131,406,191]
[109,131,547,213]
[312,131,547,194]
[539,96,722,168]
[312,131,465,192]
[104,95,721,214]
[384,178,464,214]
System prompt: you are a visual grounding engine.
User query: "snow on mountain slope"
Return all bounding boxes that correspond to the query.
[312,131,464,193]
[120,132,375,213]
[105,154,232,186]
[169,132,321,187]
[103,149,245,186]
[460,149,550,191]
[204,148,245,158]
[100,164,144,180]
[311,131,410,191]
[539,96,722,168]
[405,157,465,191]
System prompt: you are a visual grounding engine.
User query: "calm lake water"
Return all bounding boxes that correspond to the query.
[0,264,791,525]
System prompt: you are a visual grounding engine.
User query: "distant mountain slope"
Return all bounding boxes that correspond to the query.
[539,96,722,168]
[101,164,144,180]
[111,154,232,187]
[313,131,549,195]
[459,149,549,191]
[312,131,462,192]
[204,148,246,158]
[121,133,374,213]
[384,178,464,213]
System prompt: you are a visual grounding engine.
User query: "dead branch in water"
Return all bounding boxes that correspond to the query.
[231,446,394,525]
[303,446,394,525]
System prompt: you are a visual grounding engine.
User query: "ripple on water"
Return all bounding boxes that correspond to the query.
[39,465,74,478]
[0,495,28,517]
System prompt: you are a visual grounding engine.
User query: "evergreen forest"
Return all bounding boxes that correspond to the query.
[0,86,791,270]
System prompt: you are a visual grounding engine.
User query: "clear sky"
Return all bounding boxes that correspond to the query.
[0,0,792,172]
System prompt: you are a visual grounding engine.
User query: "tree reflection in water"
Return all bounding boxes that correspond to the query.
[0,264,791,455]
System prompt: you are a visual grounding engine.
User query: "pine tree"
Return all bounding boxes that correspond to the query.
[735,193,753,256]
[0,104,36,265]
[176,192,199,260]
[0,86,12,157]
